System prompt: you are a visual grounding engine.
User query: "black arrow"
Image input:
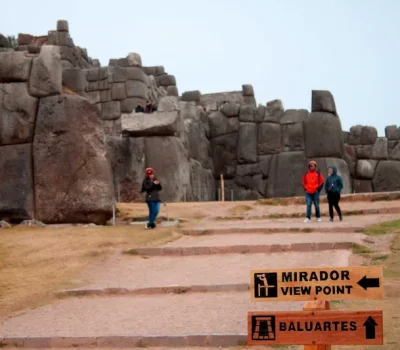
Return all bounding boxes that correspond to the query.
[357,275,380,290]
[363,316,378,339]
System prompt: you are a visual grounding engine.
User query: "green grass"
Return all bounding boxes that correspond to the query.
[352,243,374,255]
[360,219,400,235]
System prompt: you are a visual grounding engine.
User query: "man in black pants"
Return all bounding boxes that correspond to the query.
[324,165,343,222]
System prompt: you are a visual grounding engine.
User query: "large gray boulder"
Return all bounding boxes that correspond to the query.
[127,52,142,67]
[158,96,179,112]
[356,159,378,179]
[208,111,239,138]
[189,159,214,201]
[211,133,238,179]
[0,51,32,82]
[385,125,399,141]
[181,90,201,102]
[311,90,337,114]
[0,83,38,145]
[356,138,388,160]
[255,104,266,123]
[157,74,176,86]
[281,111,307,152]
[101,101,121,120]
[259,155,273,178]
[239,105,256,122]
[353,179,372,193]
[121,111,181,137]
[62,68,87,93]
[344,144,357,176]
[126,80,148,99]
[347,125,362,145]
[106,136,145,202]
[0,34,10,48]
[388,141,400,161]
[219,102,240,117]
[267,151,308,197]
[181,102,212,169]
[360,126,378,145]
[258,123,281,155]
[312,158,352,194]
[29,46,62,97]
[237,123,257,164]
[34,94,114,224]
[372,161,400,192]
[144,136,190,202]
[264,99,284,123]
[304,112,344,158]
[0,144,34,221]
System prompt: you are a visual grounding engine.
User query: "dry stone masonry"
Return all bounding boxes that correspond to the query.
[1,19,399,223]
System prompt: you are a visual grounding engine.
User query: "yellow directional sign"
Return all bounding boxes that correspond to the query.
[248,310,383,345]
[250,266,383,301]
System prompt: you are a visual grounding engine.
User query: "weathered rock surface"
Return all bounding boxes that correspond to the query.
[242,84,254,96]
[347,125,362,145]
[237,123,257,164]
[189,159,214,201]
[62,67,86,93]
[0,83,38,145]
[372,161,400,192]
[356,159,378,179]
[121,111,181,137]
[264,99,284,123]
[126,80,148,99]
[360,126,378,145]
[304,112,344,158]
[106,136,145,202]
[158,96,179,112]
[0,144,34,221]
[344,144,357,176]
[0,34,9,48]
[208,112,239,138]
[280,109,308,125]
[267,151,308,197]
[127,52,142,67]
[259,155,273,178]
[388,141,400,161]
[29,46,62,97]
[385,125,399,141]
[239,105,255,122]
[255,105,266,123]
[311,90,336,114]
[101,101,121,120]
[34,94,114,224]
[211,133,238,179]
[144,136,190,202]
[353,179,372,193]
[181,90,201,102]
[281,121,305,152]
[157,75,176,86]
[258,123,281,155]
[0,51,32,82]
[219,102,240,117]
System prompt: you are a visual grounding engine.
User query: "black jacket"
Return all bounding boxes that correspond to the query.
[140,177,162,202]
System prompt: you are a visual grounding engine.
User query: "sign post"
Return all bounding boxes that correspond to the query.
[248,265,384,348]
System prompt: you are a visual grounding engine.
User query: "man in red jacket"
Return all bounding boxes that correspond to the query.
[302,160,324,223]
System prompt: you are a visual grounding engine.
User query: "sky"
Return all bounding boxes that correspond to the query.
[1,0,399,135]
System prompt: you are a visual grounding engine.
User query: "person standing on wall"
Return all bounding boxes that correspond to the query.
[302,160,324,223]
[325,165,343,222]
[141,168,162,229]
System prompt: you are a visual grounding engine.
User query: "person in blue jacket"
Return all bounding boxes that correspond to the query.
[325,165,343,222]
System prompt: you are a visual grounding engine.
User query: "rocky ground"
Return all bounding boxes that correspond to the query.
[0,195,399,349]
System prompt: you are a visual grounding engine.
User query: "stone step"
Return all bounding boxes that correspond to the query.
[0,292,304,348]
[130,232,362,256]
[57,249,351,297]
[184,213,399,236]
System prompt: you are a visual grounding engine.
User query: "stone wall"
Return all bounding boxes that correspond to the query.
[0,34,114,223]
[1,19,400,224]
[344,125,400,193]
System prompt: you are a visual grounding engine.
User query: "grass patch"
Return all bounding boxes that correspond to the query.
[228,204,253,216]
[352,243,374,255]
[257,198,292,206]
[359,219,400,235]
[0,225,181,319]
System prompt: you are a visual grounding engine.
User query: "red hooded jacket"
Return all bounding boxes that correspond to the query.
[302,161,324,194]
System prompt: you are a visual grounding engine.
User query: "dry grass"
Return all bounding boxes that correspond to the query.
[227,204,253,216]
[0,225,180,320]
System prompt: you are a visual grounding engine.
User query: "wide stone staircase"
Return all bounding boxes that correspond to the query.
[0,201,399,348]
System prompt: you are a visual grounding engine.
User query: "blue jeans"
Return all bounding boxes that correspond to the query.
[147,201,161,225]
[306,192,320,219]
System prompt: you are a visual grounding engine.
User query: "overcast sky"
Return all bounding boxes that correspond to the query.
[1,0,399,135]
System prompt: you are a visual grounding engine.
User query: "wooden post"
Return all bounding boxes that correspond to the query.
[303,300,331,350]
[220,174,225,202]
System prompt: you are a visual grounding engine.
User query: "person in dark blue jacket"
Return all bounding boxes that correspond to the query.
[325,165,343,222]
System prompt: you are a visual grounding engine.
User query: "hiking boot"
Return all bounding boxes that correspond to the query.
[304,218,311,223]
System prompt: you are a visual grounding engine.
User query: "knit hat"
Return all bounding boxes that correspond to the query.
[146,167,154,176]
[308,160,317,166]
